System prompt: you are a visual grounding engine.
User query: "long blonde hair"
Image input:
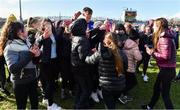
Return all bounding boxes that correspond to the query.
[153,18,168,49]
[104,32,124,76]
[0,14,17,56]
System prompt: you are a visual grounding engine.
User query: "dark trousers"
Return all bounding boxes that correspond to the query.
[137,52,151,75]
[40,59,59,106]
[102,88,121,109]
[13,81,38,109]
[90,65,100,92]
[123,72,137,95]
[60,58,74,91]
[0,60,6,88]
[73,74,92,109]
[148,68,175,109]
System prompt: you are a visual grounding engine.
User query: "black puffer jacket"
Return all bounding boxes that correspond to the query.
[71,36,91,76]
[86,44,127,91]
[70,18,91,76]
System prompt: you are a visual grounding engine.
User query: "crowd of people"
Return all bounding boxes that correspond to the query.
[0,7,179,110]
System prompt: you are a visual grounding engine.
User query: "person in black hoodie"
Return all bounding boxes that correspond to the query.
[136,25,153,82]
[70,18,92,109]
[36,18,61,109]
[85,32,127,109]
[55,20,74,99]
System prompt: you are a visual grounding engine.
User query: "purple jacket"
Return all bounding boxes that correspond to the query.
[152,30,176,68]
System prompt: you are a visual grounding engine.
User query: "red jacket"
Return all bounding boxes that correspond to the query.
[152,30,176,68]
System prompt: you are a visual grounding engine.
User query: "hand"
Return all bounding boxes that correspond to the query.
[43,28,51,39]
[145,45,153,55]
[72,11,81,20]
[30,45,41,57]
[104,42,117,51]
[91,48,97,53]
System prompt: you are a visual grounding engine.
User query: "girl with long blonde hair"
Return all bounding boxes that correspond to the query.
[143,18,176,109]
[86,32,128,109]
[0,14,17,96]
[0,14,17,56]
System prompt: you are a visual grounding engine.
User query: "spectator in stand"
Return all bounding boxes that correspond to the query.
[0,14,17,97]
[136,25,153,82]
[2,21,40,109]
[142,18,176,109]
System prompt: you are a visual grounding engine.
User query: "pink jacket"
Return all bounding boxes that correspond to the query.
[123,39,142,73]
[153,30,176,68]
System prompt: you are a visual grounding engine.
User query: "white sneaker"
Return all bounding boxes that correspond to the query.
[48,103,61,110]
[91,92,100,103]
[97,89,103,99]
[42,98,48,105]
[143,75,149,82]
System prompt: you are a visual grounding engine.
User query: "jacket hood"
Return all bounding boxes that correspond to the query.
[123,39,138,49]
[160,29,175,39]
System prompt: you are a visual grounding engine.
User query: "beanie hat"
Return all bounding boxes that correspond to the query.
[70,18,87,36]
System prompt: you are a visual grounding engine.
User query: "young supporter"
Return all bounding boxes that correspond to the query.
[88,21,105,102]
[3,22,40,109]
[113,23,128,49]
[55,20,74,99]
[119,30,142,104]
[85,32,128,109]
[136,25,153,82]
[36,18,61,109]
[0,14,17,96]
[27,17,40,45]
[142,18,176,109]
[70,18,92,109]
